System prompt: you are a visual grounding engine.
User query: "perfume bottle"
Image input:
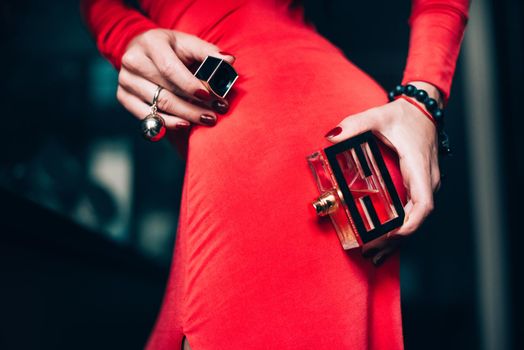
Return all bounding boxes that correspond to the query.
[307,131,405,249]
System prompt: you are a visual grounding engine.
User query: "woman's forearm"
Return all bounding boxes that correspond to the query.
[80,0,158,69]
[401,0,470,104]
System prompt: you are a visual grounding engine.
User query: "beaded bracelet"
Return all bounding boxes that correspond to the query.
[388,84,451,156]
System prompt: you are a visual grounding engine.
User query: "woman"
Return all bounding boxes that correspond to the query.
[81,0,469,349]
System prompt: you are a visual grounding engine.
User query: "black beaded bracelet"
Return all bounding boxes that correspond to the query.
[388,84,452,156]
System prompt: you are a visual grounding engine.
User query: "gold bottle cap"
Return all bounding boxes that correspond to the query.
[312,190,338,216]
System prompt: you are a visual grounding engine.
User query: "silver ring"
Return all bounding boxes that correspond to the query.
[140,85,166,142]
[152,85,164,106]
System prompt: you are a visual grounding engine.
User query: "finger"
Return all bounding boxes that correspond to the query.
[434,179,442,193]
[431,161,441,193]
[122,35,232,114]
[169,33,234,115]
[372,240,401,266]
[116,86,191,130]
[118,70,218,126]
[121,55,223,112]
[393,154,434,236]
[121,53,180,95]
[324,108,380,143]
[361,234,390,258]
[122,51,229,115]
[144,35,212,102]
[174,31,236,65]
[387,200,413,238]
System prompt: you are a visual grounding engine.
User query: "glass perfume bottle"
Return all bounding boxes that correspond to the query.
[307,131,405,249]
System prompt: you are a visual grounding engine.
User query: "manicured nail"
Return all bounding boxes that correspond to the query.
[219,51,235,59]
[372,253,387,266]
[200,114,217,126]
[175,121,190,129]
[212,100,229,114]
[324,126,342,138]
[194,89,211,101]
[362,248,379,258]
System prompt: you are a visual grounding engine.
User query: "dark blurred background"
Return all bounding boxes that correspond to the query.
[0,0,522,349]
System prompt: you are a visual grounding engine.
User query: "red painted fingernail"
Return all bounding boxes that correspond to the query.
[200,114,217,126]
[373,253,387,266]
[219,51,235,59]
[176,121,190,129]
[212,100,229,114]
[194,89,211,101]
[324,126,342,138]
[362,248,379,258]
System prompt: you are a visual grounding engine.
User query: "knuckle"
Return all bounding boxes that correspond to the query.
[141,29,156,40]
[117,71,128,89]
[400,223,417,235]
[433,174,441,190]
[423,200,434,214]
[139,28,162,43]
[407,218,422,232]
[161,30,177,45]
[175,31,192,43]
[116,86,124,102]
[121,50,139,69]
[433,170,441,185]
[116,88,129,110]
[158,61,177,78]
[435,179,442,191]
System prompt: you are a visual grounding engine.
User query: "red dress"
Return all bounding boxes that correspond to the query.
[81,1,469,348]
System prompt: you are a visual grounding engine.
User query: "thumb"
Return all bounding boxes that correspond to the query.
[324,108,379,143]
[173,32,236,65]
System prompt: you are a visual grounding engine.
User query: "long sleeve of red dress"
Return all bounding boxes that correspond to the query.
[81,0,470,102]
[401,0,470,104]
[80,0,159,70]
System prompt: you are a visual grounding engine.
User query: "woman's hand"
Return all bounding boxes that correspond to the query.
[324,81,443,266]
[116,29,235,129]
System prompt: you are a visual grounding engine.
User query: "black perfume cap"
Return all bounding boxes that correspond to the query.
[194,56,238,98]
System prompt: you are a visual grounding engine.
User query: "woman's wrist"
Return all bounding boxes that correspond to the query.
[387,81,452,155]
[388,81,445,127]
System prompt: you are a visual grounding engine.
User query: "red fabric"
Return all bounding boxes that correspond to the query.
[80,1,469,349]
[401,0,470,104]
[80,0,158,70]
